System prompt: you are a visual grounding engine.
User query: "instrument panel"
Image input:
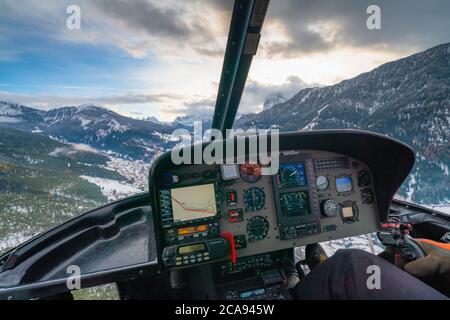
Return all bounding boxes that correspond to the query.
[157,149,380,268]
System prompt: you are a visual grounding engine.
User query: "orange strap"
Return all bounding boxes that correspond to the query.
[416,238,450,251]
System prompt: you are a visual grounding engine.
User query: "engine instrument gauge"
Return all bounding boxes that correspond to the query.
[361,188,374,204]
[358,170,371,187]
[244,187,265,212]
[247,216,269,242]
[239,162,261,183]
[279,192,310,217]
[322,199,339,217]
[316,175,329,191]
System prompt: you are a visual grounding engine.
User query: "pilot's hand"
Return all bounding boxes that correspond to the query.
[404,254,450,277]
[404,239,450,295]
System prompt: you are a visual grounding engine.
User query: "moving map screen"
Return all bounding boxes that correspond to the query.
[171,184,218,223]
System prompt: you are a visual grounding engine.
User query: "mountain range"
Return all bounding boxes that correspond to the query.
[0,102,180,161]
[236,42,450,204]
[1,42,449,206]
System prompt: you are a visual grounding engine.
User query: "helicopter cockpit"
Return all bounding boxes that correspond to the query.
[147,130,413,300]
[0,0,449,301]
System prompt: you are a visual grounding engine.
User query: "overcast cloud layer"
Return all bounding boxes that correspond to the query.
[0,0,449,120]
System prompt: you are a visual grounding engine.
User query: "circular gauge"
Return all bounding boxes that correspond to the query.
[244,187,265,211]
[247,216,269,242]
[316,175,329,191]
[358,170,371,187]
[239,162,261,183]
[322,199,339,217]
[361,188,374,204]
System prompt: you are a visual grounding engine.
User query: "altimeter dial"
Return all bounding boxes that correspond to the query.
[247,216,269,242]
[316,175,329,191]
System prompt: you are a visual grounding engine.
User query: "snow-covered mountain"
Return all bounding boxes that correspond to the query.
[0,102,178,160]
[1,42,449,204]
[235,42,450,205]
[170,113,213,128]
[1,43,449,258]
[262,93,287,111]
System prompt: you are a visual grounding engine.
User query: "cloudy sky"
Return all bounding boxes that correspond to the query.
[1,0,449,121]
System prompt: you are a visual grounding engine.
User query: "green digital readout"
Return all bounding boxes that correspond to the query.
[279,191,310,217]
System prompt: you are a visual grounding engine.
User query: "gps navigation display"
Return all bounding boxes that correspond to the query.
[171,184,218,222]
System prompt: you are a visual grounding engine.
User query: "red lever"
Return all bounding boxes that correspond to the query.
[221,232,237,264]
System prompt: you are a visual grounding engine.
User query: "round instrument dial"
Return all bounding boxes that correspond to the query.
[340,200,359,222]
[316,175,329,191]
[247,216,269,242]
[361,188,374,204]
[358,170,371,187]
[239,162,261,183]
[322,199,339,217]
[244,187,265,212]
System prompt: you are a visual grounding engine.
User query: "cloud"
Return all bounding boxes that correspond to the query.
[92,0,191,39]
[260,0,450,58]
[87,0,232,58]
[3,0,450,60]
[2,0,449,122]
[3,0,449,60]
[160,75,317,117]
[49,143,99,157]
[1,74,317,119]
[161,97,216,118]
[0,90,181,110]
[0,0,232,59]
[0,51,21,62]
[240,76,318,112]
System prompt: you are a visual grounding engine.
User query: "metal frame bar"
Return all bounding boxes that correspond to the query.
[212,0,270,136]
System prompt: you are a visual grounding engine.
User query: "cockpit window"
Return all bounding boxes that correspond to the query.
[0,0,449,257]
[0,0,232,253]
[238,0,450,213]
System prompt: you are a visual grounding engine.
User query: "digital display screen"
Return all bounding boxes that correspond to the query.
[178,243,206,255]
[279,191,310,217]
[342,207,354,218]
[178,225,207,235]
[221,164,239,180]
[336,176,353,193]
[239,288,266,299]
[277,162,308,189]
[171,184,217,223]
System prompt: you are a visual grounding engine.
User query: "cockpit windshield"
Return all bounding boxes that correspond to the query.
[0,0,449,259]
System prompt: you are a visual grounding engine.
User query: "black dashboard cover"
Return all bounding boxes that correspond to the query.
[0,193,158,300]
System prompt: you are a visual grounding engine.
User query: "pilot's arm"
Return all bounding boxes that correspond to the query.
[403,239,450,295]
